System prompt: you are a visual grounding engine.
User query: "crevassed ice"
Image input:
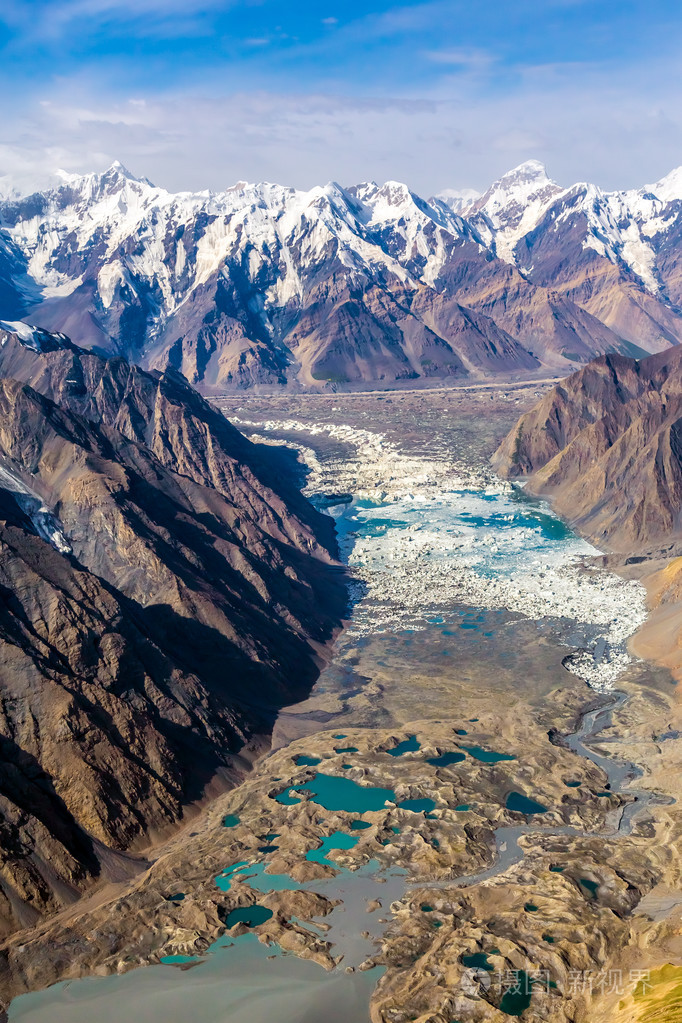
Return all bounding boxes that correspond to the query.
[240,417,647,692]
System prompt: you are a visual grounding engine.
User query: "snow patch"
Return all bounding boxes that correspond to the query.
[648,166,682,204]
[435,187,481,214]
[97,262,127,309]
[0,320,70,352]
[0,462,71,554]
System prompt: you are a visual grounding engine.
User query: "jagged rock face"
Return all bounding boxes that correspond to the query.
[513,194,682,355]
[0,325,345,938]
[427,242,637,368]
[0,325,333,554]
[492,347,682,550]
[465,159,566,245]
[3,161,682,391]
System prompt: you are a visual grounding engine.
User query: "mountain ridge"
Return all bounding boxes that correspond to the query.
[0,321,345,942]
[3,160,682,391]
[492,345,682,551]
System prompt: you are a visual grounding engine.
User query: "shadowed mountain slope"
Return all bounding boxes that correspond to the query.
[0,323,345,939]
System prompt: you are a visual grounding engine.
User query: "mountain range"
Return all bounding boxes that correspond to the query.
[0,320,344,942]
[4,160,682,391]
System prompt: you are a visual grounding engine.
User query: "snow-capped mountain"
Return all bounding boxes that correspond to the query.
[1,160,682,391]
[463,160,566,262]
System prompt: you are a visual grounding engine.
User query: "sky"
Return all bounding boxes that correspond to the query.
[1,0,682,196]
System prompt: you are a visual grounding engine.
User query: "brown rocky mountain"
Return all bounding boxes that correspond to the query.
[0,324,332,550]
[492,346,682,551]
[460,161,682,351]
[514,192,682,356]
[424,246,639,368]
[0,324,345,941]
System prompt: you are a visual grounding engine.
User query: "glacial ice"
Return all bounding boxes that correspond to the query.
[0,462,72,554]
[238,416,647,692]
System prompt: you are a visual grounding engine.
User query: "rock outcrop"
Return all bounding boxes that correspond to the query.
[0,323,345,940]
[492,346,682,550]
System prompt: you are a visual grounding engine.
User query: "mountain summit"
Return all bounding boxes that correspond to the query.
[478,158,556,200]
[648,165,682,203]
[2,161,682,390]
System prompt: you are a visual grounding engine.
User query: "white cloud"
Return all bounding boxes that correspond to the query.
[2,52,682,198]
[422,48,494,69]
[3,0,236,42]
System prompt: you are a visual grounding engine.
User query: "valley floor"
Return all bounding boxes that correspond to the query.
[6,384,682,1023]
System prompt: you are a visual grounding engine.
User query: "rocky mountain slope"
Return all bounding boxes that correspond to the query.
[2,161,682,391]
[0,321,345,941]
[492,345,682,551]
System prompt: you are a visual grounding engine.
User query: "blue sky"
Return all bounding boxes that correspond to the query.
[1,0,682,194]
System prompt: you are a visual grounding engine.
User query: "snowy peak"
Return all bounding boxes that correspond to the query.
[47,162,161,214]
[57,160,154,189]
[2,158,682,391]
[349,180,421,216]
[481,160,556,205]
[347,179,464,238]
[472,160,562,225]
[108,159,139,178]
[465,161,565,263]
[369,179,416,206]
[648,166,682,204]
[499,159,552,186]
[0,320,72,354]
